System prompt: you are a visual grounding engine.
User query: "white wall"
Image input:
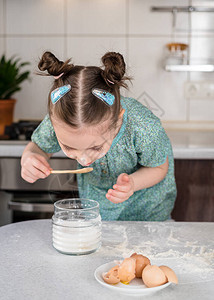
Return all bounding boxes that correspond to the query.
[1,0,214,127]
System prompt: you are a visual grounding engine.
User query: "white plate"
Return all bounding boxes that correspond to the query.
[94,261,171,296]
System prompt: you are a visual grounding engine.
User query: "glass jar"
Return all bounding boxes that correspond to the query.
[52,198,102,255]
[165,43,188,65]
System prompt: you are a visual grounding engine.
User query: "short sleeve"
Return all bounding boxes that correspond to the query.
[31,114,61,153]
[135,119,170,168]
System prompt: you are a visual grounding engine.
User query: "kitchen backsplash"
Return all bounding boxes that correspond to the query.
[0,0,214,128]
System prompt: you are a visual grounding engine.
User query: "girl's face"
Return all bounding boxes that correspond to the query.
[51,113,124,166]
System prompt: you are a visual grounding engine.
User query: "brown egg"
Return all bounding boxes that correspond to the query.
[102,265,120,284]
[118,257,136,283]
[159,265,178,284]
[142,265,167,288]
[130,253,151,278]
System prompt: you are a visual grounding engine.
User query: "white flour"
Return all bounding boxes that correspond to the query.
[100,223,214,284]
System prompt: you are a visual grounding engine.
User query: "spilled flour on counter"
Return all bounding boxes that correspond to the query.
[100,223,214,285]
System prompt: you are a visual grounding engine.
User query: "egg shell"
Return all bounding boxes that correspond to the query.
[102,265,120,284]
[118,257,136,283]
[130,253,151,278]
[159,265,178,284]
[142,265,167,288]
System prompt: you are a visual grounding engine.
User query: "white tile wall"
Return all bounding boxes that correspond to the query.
[189,37,214,82]
[67,0,126,35]
[128,37,188,121]
[6,37,65,120]
[189,99,214,121]
[0,0,214,125]
[191,1,214,33]
[189,71,214,83]
[0,0,4,35]
[129,0,190,35]
[192,13,214,33]
[190,37,214,63]
[129,0,171,35]
[174,12,190,33]
[6,0,64,34]
[67,37,127,66]
[0,38,5,55]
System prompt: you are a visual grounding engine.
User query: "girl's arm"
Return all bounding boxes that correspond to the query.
[106,157,169,203]
[21,142,53,183]
[129,156,169,191]
[22,141,52,161]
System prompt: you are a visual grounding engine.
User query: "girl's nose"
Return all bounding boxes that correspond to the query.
[78,157,87,165]
[71,150,82,160]
[70,150,92,165]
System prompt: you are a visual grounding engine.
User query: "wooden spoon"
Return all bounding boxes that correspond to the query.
[50,167,93,174]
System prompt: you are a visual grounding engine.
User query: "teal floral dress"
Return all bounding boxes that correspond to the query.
[31,97,177,221]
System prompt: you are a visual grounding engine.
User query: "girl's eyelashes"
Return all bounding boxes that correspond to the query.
[62,144,103,152]
[91,146,103,152]
[63,145,72,151]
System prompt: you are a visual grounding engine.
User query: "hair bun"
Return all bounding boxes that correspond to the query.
[101,52,126,85]
[38,51,73,77]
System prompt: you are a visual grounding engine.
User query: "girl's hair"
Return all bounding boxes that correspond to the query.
[38,51,131,130]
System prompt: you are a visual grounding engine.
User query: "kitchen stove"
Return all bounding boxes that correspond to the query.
[1,120,41,141]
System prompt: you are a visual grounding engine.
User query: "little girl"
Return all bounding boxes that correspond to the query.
[21,51,176,221]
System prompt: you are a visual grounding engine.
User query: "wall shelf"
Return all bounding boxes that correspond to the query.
[165,65,214,72]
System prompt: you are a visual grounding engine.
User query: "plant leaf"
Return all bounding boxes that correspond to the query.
[0,54,30,99]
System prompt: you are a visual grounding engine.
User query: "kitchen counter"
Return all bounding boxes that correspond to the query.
[0,140,66,158]
[166,130,214,159]
[0,220,213,300]
[0,130,214,159]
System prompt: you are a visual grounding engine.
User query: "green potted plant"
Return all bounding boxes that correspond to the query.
[0,54,30,135]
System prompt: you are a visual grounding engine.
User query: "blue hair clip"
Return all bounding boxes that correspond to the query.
[92,88,115,106]
[51,84,71,104]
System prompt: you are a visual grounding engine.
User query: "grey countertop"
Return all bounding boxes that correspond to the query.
[0,130,214,159]
[0,220,213,300]
[166,130,214,159]
[0,140,66,158]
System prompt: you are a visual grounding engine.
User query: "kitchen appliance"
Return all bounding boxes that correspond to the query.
[0,120,78,225]
[3,120,41,140]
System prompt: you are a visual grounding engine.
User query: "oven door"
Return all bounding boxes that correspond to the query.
[0,157,78,223]
[7,190,79,223]
[0,157,78,191]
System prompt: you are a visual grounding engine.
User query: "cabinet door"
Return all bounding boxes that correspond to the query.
[172,160,214,222]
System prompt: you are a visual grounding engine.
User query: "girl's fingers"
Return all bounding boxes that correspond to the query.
[22,158,51,181]
[113,184,130,193]
[36,155,51,169]
[21,171,38,183]
[30,157,51,176]
[106,188,132,203]
[108,189,127,199]
[23,166,47,180]
[21,152,51,183]
[116,173,129,185]
[106,192,125,204]
[122,174,130,182]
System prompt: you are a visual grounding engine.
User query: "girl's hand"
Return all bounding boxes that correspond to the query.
[106,173,134,203]
[21,151,52,183]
